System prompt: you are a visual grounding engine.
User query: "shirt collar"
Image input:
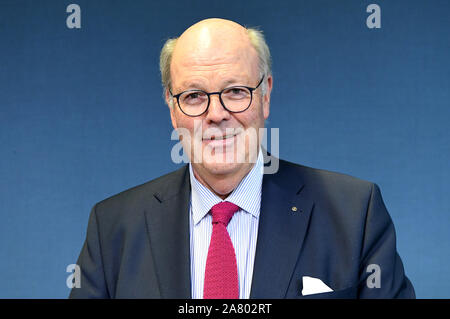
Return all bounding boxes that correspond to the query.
[189,148,264,225]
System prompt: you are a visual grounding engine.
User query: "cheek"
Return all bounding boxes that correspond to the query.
[172,113,205,145]
[243,104,266,128]
[172,110,192,130]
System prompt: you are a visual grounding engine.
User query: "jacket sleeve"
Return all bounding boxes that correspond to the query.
[357,183,415,298]
[69,204,110,298]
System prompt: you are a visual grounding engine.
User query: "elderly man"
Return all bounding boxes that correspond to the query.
[70,18,414,299]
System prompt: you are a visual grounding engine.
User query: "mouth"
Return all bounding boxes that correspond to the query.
[202,133,238,141]
[202,127,244,141]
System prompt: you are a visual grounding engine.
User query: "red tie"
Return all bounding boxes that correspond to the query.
[203,201,240,299]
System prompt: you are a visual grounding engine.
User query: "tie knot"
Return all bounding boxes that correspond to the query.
[210,201,239,226]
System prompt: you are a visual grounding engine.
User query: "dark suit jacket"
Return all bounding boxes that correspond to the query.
[69,158,415,298]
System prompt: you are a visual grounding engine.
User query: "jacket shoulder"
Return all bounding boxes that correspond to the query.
[93,165,189,219]
[277,158,376,206]
[279,159,374,188]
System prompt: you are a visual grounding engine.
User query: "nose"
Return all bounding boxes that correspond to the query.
[205,94,231,124]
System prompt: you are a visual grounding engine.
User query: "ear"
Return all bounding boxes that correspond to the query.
[165,88,178,130]
[263,75,273,120]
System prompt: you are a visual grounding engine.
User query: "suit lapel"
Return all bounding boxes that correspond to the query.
[142,160,313,298]
[144,166,192,298]
[250,161,314,298]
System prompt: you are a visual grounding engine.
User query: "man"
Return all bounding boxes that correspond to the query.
[69,18,415,298]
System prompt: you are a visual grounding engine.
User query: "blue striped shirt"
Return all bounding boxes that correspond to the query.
[189,149,263,299]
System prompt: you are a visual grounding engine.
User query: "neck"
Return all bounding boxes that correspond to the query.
[192,162,254,200]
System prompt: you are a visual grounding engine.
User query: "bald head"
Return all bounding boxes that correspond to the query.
[160,18,272,96]
[179,18,249,44]
[173,18,253,65]
[170,19,258,92]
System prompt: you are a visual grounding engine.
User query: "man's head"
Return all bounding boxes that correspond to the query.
[160,18,273,197]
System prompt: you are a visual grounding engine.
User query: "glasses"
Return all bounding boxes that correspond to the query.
[169,76,264,117]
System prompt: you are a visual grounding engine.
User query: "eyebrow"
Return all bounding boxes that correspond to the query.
[178,77,250,92]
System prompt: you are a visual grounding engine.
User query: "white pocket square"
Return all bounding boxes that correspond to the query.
[301,276,333,296]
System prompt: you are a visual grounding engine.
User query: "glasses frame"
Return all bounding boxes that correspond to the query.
[169,75,265,117]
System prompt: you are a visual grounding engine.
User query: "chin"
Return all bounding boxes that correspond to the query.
[202,160,242,176]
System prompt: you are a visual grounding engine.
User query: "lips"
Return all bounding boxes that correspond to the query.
[203,133,237,141]
[202,127,244,141]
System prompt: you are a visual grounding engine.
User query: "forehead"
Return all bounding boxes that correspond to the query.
[170,27,259,87]
[176,48,256,74]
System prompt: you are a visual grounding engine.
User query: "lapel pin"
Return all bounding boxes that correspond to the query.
[291,206,303,213]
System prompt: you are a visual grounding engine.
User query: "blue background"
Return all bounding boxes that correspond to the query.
[0,0,449,298]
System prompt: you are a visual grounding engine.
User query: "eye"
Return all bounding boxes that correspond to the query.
[187,92,200,99]
[181,91,207,105]
[223,87,250,100]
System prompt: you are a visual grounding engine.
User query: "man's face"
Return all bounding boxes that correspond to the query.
[167,21,272,182]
